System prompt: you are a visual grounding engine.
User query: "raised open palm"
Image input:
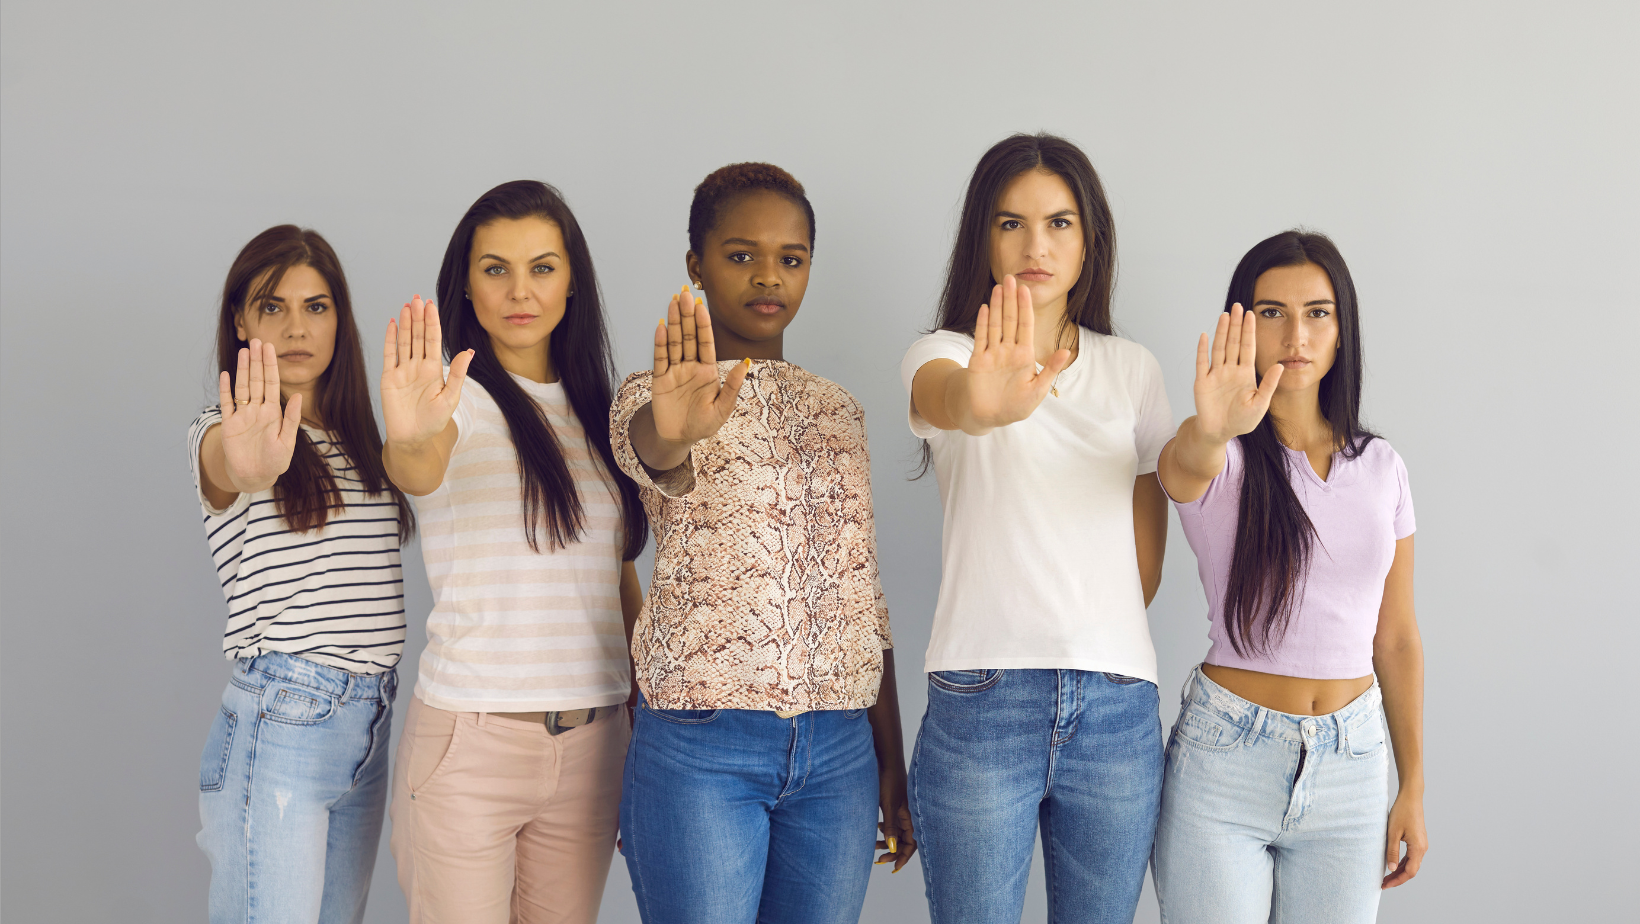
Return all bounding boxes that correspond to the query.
[1193,303,1283,442]
[381,295,473,447]
[964,275,1071,428]
[650,286,748,446]
[217,339,304,492]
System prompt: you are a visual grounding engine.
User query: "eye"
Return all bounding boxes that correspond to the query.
[1259,307,1283,319]
[780,255,804,268]
[1050,218,1073,229]
[484,265,505,276]
[533,263,554,274]
[999,219,1022,231]
[729,252,753,264]
[1307,307,1332,319]
[261,301,281,314]
[307,301,329,314]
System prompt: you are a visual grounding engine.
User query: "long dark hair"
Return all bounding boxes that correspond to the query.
[931,132,1117,339]
[435,180,646,559]
[214,225,414,542]
[1222,230,1377,657]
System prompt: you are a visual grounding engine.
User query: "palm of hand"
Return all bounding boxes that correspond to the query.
[966,340,1044,426]
[222,404,295,486]
[651,360,729,444]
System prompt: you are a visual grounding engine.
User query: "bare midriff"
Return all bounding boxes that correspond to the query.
[1202,663,1374,717]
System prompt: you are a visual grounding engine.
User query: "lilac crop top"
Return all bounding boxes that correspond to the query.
[1169,437,1415,679]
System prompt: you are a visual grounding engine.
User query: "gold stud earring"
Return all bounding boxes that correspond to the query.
[693,281,703,290]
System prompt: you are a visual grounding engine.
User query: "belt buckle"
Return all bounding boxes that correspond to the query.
[774,709,806,719]
[546,708,593,736]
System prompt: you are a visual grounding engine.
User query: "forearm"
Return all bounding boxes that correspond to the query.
[382,438,448,497]
[629,403,696,473]
[1170,416,1231,480]
[867,650,906,770]
[1375,635,1425,793]
[1133,475,1167,607]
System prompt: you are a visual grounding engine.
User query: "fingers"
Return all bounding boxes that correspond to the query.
[666,292,684,366]
[1209,310,1231,372]
[1237,301,1259,367]
[985,284,1003,349]
[1016,278,1035,345]
[445,348,475,404]
[1223,305,1243,373]
[1000,275,1019,346]
[652,318,669,376]
[973,303,991,356]
[409,295,428,363]
[384,315,398,372]
[424,299,443,364]
[893,808,916,872]
[679,288,699,363]
[695,298,718,365]
[396,303,413,370]
[247,340,265,405]
[1384,828,1400,878]
[1194,332,1210,382]
[261,340,281,400]
[218,371,234,420]
[714,357,750,420]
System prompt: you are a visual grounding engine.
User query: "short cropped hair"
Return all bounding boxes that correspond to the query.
[687,162,816,255]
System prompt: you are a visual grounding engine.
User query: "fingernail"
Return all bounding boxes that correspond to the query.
[743,357,752,367]
[887,837,897,853]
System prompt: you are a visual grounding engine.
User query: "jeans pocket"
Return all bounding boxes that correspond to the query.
[199,706,237,792]
[1173,705,1245,751]
[843,707,866,719]
[1346,712,1387,759]
[408,706,461,793]
[262,684,336,725]
[643,705,721,725]
[1103,672,1148,685]
[928,669,1003,693]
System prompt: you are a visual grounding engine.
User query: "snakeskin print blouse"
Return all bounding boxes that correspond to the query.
[611,360,893,711]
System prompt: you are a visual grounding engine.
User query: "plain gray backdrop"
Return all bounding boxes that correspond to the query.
[3,1,1636,921]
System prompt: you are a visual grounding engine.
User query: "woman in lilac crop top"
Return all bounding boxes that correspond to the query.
[1150,231,1426,924]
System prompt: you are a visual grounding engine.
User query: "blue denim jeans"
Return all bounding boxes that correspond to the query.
[909,669,1163,924]
[619,695,879,924]
[197,652,397,924]
[1152,666,1388,924]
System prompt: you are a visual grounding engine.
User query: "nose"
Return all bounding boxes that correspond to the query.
[509,272,532,301]
[750,258,782,289]
[286,306,310,340]
[1024,226,1049,260]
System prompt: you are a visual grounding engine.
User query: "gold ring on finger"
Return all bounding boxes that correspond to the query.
[235,399,251,405]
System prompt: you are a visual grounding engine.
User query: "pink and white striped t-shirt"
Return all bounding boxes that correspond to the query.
[411,372,627,713]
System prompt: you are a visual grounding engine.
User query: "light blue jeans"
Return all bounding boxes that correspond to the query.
[908,669,1163,924]
[619,694,880,924]
[197,652,397,924]
[1152,666,1388,924]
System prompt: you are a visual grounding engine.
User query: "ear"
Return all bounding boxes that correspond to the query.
[234,308,248,342]
[684,251,702,289]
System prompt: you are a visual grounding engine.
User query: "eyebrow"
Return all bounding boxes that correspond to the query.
[478,252,560,264]
[995,209,1079,220]
[721,238,811,253]
[1252,298,1337,307]
[263,293,331,303]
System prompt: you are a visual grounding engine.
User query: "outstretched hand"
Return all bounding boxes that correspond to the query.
[381,295,473,449]
[962,275,1071,429]
[216,339,303,493]
[648,286,748,449]
[1192,303,1282,442]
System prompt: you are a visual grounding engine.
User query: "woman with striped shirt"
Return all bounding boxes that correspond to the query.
[191,225,414,924]
[381,180,648,924]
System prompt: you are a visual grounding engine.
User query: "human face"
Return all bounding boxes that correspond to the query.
[465,216,571,364]
[989,168,1085,317]
[1250,262,1340,392]
[686,191,811,357]
[235,263,337,397]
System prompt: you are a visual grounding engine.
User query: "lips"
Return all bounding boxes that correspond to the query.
[279,352,314,362]
[1016,268,1053,282]
[745,297,786,316]
[504,314,538,326]
[1279,358,1312,369]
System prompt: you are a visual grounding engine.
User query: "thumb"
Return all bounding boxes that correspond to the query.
[1385,827,1402,873]
[282,393,303,440]
[445,349,475,403]
[1041,347,1072,378]
[1255,363,1284,407]
[714,358,750,420]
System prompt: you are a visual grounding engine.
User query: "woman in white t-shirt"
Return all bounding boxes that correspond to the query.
[379,181,648,924]
[191,225,414,924]
[902,133,1173,924]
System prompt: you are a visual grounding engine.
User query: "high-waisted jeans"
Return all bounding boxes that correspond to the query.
[197,652,397,924]
[1152,665,1389,924]
[619,695,879,924]
[908,668,1163,924]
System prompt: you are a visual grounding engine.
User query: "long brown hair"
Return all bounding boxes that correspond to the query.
[214,225,414,541]
[436,181,647,559]
[1221,230,1376,657]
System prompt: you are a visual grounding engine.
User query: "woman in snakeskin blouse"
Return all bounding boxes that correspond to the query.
[610,163,912,924]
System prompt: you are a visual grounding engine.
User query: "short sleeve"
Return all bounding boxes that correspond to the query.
[188,409,251,519]
[1392,451,1416,539]
[1131,346,1173,475]
[609,370,700,498]
[900,331,975,439]
[1167,435,1243,512]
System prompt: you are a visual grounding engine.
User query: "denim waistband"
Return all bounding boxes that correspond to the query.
[237,651,397,704]
[1181,664,1380,749]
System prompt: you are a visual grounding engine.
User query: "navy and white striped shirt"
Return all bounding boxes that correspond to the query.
[188,409,405,673]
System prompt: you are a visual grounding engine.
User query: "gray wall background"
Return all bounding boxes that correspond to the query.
[3,1,1635,921]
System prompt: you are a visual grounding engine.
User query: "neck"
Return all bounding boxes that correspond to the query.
[492,336,557,384]
[1267,385,1332,451]
[282,380,324,429]
[1033,296,1075,364]
[712,326,784,362]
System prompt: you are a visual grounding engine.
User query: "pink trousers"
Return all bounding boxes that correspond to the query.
[389,695,629,924]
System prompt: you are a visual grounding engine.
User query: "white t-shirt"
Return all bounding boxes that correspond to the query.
[901,327,1174,683]
[412,373,627,713]
[188,410,405,673]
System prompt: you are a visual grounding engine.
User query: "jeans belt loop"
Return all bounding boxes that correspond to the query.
[1335,712,1347,755]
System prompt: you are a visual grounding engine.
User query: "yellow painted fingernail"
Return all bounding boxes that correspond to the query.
[743,357,752,367]
[887,837,897,853]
